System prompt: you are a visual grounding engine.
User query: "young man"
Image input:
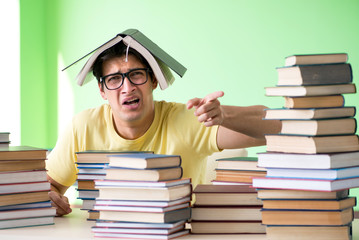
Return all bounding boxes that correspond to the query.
[46,42,281,216]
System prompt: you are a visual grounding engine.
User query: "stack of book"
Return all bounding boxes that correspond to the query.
[75,150,153,219]
[91,153,192,239]
[253,53,359,240]
[190,184,265,234]
[0,132,10,148]
[0,146,56,229]
[212,156,266,185]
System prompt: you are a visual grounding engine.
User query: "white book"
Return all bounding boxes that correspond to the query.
[266,166,359,180]
[257,151,359,169]
[252,176,359,191]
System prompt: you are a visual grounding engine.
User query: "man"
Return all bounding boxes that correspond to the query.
[46,41,281,216]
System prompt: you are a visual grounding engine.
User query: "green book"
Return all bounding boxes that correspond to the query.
[63,29,187,90]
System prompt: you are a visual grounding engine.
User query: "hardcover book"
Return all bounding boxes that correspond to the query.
[276,63,352,86]
[285,53,348,66]
[257,151,359,169]
[63,29,187,90]
[264,107,356,120]
[261,207,353,225]
[265,134,359,154]
[265,83,356,97]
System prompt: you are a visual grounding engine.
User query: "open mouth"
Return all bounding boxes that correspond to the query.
[123,98,140,105]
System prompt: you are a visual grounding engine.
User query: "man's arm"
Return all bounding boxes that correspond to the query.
[47,174,72,216]
[187,91,281,149]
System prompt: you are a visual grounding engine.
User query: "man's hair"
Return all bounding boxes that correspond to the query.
[92,42,155,85]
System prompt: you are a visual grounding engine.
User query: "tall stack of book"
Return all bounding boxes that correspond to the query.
[253,53,359,240]
[212,156,266,185]
[0,146,56,229]
[190,184,265,234]
[91,153,192,239]
[75,150,153,220]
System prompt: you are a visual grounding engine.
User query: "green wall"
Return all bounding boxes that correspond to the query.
[20,0,58,149]
[20,0,359,153]
[19,0,359,208]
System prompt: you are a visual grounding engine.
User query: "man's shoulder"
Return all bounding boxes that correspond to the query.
[155,100,186,112]
[155,100,196,124]
[73,104,111,124]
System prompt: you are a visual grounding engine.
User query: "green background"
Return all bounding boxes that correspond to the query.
[19,0,359,201]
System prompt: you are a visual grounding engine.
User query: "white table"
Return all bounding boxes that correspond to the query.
[1,208,358,240]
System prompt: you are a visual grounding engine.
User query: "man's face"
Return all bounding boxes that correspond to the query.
[99,54,157,126]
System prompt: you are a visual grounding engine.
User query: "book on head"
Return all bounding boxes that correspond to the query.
[276,63,352,86]
[63,29,187,90]
[265,83,356,97]
[285,53,348,66]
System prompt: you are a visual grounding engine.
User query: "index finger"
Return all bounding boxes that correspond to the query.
[204,91,224,102]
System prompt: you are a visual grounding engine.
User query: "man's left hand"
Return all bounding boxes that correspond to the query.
[187,91,224,127]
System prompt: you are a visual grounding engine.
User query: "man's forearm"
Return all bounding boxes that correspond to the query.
[221,105,281,138]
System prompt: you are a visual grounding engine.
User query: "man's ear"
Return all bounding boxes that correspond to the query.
[151,77,158,90]
[98,82,107,100]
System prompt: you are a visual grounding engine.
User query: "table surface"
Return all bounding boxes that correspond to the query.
[1,208,359,240]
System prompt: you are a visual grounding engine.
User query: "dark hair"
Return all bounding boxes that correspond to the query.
[92,42,154,84]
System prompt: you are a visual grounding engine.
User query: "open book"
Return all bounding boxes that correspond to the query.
[63,29,187,90]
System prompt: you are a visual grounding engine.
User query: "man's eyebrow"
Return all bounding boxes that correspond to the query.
[103,67,142,77]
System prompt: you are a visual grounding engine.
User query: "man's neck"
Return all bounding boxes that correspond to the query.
[112,111,155,140]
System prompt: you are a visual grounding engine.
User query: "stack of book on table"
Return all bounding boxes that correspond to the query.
[0,145,56,229]
[212,156,266,185]
[190,184,265,234]
[75,150,153,219]
[91,153,192,239]
[253,53,359,240]
[0,132,10,148]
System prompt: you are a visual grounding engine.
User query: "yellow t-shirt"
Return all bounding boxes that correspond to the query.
[46,101,219,188]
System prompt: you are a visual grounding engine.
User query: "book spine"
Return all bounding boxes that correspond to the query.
[299,63,352,85]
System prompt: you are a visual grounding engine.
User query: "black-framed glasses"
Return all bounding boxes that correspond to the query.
[100,68,152,90]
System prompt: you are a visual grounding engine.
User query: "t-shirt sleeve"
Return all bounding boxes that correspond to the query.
[169,103,220,155]
[46,118,79,187]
